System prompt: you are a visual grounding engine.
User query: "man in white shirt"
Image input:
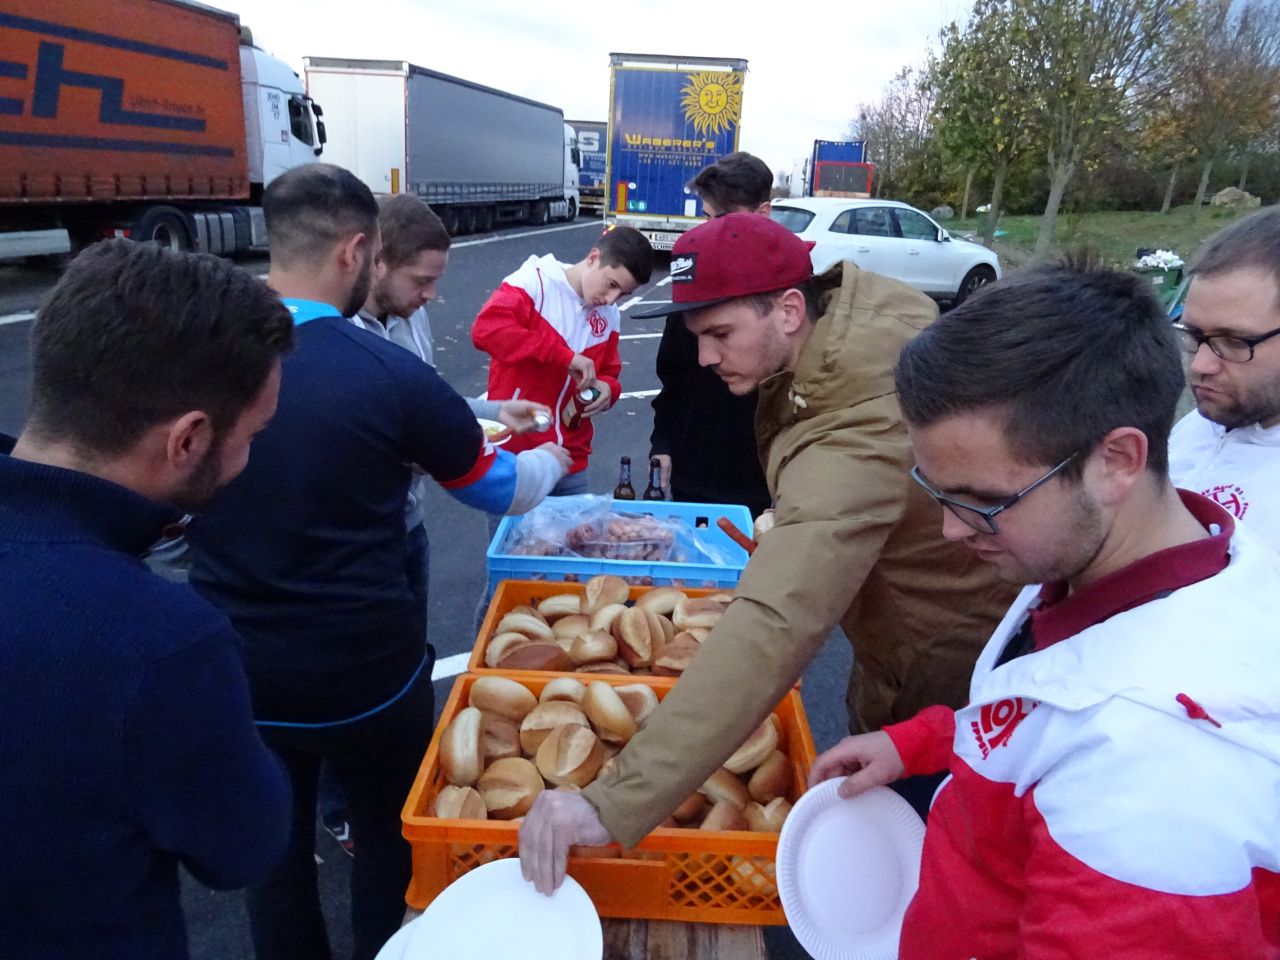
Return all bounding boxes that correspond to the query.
[1168,207,1280,551]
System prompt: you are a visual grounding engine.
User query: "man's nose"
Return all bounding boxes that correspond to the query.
[1188,340,1221,376]
[697,338,719,368]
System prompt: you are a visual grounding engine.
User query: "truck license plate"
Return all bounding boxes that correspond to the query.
[647,232,682,250]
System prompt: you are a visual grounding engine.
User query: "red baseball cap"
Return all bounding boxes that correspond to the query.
[633,212,815,318]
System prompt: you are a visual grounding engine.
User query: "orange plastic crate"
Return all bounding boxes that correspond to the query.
[402,672,817,925]
[468,579,726,679]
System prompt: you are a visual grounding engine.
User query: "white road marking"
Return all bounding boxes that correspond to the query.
[431,652,472,681]
[656,275,673,287]
[618,332,662,340]
[0,311,36,327]
[619,295,642,311]
[619,388,660,399]
[452,222,594,249]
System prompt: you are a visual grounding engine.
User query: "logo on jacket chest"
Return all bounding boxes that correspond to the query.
[970,697,1037,759]
[585,309,609,338]
[1203,483,1249,519]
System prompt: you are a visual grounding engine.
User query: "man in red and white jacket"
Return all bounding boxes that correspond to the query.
[1168,206,1280,552]
[810,259,1280,959]
[472,227,653,493]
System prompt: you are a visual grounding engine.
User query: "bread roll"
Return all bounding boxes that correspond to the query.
[538,677,587,705]
[485,631,533,668]
[706,591,736,606]
[613,683,659,727]
[588,602,627,635]
[536,593,581,621]
[508,604,541,618]
[699,767,749,808]
[652,633,700,676]
[655,614,676,645]
[440,706,484,787]
[495,640,573,673]
[753,508,775,541]
[634,586,685,616]
[576,659,631,675]
[535,724,604,788]
[745,797,792,833]
[700,799,749,831]
[583,574,629,614]
[519,701,589,754]
[433,784,487,820]
[468,676,537,723]
[644,611,670,662]
[476,757,543,819]
[479,714,521,762]
[570,629,617,666]
[729,855,777,897]
[748,750,793,803]
[686,628,712,643]
[673,597,724,631]
[582,681,637,744]
[672,792,709,824]
[724,717,780,774]
[614,607,654,668]
[496,611,555,644]
[551,614,590,645]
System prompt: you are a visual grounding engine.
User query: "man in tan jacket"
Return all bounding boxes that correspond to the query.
[520,213,1015,892]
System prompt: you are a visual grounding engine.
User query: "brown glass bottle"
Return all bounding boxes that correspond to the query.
[642,456,665,501]
[613,456,636,500]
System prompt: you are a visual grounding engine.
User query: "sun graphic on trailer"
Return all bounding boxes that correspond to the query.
[680,71,743,136]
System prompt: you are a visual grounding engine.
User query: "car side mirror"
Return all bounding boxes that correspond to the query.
[937,228,950,242]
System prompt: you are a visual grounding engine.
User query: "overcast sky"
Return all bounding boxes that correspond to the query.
[231,0,972,179]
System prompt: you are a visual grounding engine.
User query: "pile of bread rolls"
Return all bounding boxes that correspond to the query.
[434,674,794,837]
[482,574,731,677]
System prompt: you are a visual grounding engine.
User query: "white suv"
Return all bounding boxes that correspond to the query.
[770,197,1001,304]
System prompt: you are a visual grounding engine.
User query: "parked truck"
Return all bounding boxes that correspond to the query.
[304,58,579,236]
[0,0,326,260]
[606,52,747,251]
[568,119,606,216]
[806,139,875,198]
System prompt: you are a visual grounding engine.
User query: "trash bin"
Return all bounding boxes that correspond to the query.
[1133,264,1184,309]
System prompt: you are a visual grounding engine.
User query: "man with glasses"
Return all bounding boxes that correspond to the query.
[519,213,1015,893]
[1169,206,1280,551]
[809,257,1280,959]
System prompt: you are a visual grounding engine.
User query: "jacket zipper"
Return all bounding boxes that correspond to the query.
[553,374,573,446]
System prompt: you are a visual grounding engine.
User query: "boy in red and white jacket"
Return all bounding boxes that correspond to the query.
[810,261,1280,959]
[472,227,653,492]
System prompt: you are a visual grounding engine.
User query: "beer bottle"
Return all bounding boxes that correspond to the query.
[613,456,636,500]
[642,456,665,501]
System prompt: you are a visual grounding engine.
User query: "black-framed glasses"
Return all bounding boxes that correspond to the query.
[910,453,1079,535]
[1172,321,1280,363]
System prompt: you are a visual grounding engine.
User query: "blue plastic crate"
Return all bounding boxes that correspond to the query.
[485,499,753,594]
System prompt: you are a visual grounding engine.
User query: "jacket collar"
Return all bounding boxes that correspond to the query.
[0,435,180,556]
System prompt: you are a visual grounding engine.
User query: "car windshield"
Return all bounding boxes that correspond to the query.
[769,206,815,233]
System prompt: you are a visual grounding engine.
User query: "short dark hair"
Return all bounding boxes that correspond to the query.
[894,255,1184,480]
[596,226,653,284]
[378,194,451,268]
[1189,206,1280,304]
[690,152,773,213]
[26,239,293,457]
[264,163,379,269]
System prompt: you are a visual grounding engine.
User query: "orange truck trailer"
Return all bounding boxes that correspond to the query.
[0,0,325,259]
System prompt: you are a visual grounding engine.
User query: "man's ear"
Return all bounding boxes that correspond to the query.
[777,288,808,335]
[756,200,773,215]
[1088,427,1150,506]
[337,232,370,273]
[164,411,214,471]
[584,248,601,269]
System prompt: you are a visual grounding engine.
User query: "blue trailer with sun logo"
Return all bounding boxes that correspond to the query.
[605,53,747,251]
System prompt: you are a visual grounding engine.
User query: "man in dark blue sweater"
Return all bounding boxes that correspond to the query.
[0,240,294,959]
[185,164,566,960]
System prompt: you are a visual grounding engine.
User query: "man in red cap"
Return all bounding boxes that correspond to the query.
[519,213,1015,891]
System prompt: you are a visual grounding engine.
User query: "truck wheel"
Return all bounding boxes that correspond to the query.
[440,207,460,236]
[565,198,578,221]
[954,265,996,305]
[133,206,193,252]
[478,207,495,233]
[529,202,549,226]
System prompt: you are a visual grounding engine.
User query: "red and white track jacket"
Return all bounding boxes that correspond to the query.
[472,254,621,474]
[886,510,1280,959]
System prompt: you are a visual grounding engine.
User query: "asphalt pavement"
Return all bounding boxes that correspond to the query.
[0,219,853,959]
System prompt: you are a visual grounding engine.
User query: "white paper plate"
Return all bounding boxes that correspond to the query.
[404,858,602,959]
[373,914,418,960]
[777,782,926,960]
[477,418,512,446]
